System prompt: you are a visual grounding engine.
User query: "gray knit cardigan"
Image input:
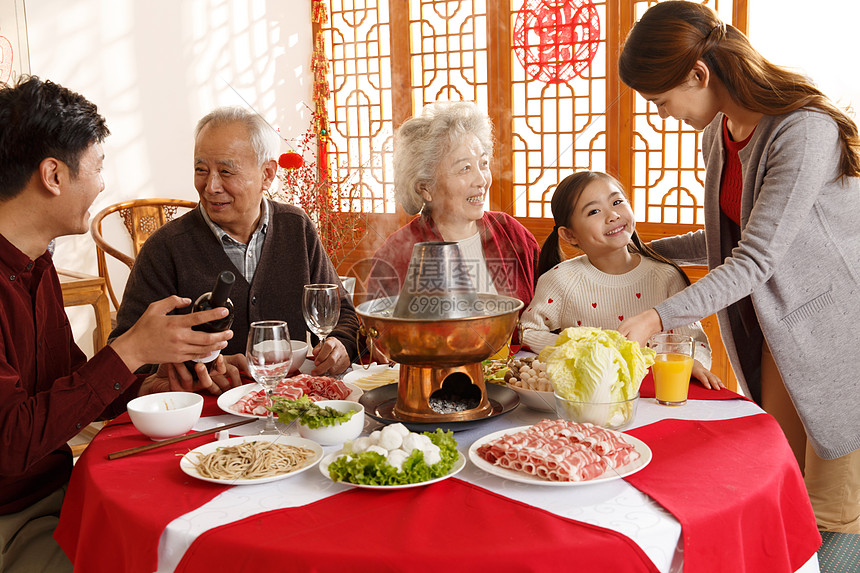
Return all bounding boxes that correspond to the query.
[652,110,860,459]
[112,201,360,364]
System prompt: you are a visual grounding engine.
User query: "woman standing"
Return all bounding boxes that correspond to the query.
[617,1,859,533]
[366,101,539,317]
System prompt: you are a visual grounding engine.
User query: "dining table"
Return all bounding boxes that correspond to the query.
[55,370,822,573]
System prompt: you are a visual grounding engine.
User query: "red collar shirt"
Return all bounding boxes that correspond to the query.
[0,233,138,514]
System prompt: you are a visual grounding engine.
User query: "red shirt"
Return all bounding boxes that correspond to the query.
[720,116,756,225]
[0,233,139,514]
[366,212,539,303]
[365,212,539,344]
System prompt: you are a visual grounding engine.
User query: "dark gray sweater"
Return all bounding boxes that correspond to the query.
[111,201,359,363]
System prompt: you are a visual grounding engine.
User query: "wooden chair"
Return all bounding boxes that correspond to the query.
[90,198,198,311]
[71,199,196,458]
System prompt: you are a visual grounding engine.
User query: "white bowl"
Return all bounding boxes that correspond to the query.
[289,340,309,373]
[126,392,203,440]
[506,384,555,412]
[297,400,364,445]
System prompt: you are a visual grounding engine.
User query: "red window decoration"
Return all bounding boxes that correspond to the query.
[512,0,601,84]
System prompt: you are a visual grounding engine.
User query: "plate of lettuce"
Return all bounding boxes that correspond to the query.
[319,426,464,489]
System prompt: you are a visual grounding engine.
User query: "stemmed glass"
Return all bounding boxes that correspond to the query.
[246,320,292,434]
[302,284,341,347]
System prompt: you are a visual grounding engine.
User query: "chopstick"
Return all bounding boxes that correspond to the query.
[107,418,256,460]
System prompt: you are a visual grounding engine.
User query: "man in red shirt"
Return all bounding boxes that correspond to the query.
[0,76,236,571]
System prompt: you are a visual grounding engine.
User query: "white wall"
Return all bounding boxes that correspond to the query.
[750,1,860,112]
[25,0,313,355]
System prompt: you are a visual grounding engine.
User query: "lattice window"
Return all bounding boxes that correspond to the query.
[322,0,744,238]
[629,2,733,229]
[324,2,396,214]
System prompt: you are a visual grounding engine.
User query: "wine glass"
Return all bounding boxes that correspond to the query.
[302,284,341,346]
[246,320,292,434]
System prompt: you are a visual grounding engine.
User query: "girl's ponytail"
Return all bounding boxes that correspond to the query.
[537,227,564,277]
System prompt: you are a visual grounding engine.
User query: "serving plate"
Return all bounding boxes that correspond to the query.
[342,365,400,390]
[318,451,466,490]
[358,383,519,432]
[468,425,652,486]
[217,382,363,419]
[179,435,323,485]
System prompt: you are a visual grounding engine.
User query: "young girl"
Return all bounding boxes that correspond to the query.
[520,171,723,390]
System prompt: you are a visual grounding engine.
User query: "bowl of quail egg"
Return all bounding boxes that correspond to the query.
[504,356,556,412]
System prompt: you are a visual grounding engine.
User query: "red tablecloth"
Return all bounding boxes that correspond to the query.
[176,479,658,573]
[626,414,820,573]
[54,397,233,572]
[56,393,820,573]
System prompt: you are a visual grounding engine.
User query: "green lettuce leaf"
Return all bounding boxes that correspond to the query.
[327,429,458,486]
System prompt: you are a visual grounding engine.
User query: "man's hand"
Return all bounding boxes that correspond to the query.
[310,337,350,375]
[110,296,233,373]
[140,354,246,396]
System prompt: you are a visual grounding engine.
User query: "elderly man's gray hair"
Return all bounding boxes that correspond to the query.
[195,106,280,166]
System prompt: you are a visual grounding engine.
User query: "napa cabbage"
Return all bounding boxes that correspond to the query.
[538,327,655,425]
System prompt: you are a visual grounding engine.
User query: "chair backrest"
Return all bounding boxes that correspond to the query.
[90,198,197,309]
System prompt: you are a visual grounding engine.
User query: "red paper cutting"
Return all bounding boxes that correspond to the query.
[513,0,601,84]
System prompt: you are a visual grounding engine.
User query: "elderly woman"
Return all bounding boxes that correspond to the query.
[366,101,539,318]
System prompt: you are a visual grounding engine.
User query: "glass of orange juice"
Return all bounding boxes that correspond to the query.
[647,334,694,406]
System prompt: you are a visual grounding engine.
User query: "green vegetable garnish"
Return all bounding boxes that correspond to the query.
[327,429,458,486]
[482,359,509,385]
[269,396,356,428]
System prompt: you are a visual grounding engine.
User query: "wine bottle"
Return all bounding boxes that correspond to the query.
[184,271,236,376]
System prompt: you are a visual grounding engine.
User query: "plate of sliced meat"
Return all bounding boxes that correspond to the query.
[218,375,363,419]
[468,419,651,486]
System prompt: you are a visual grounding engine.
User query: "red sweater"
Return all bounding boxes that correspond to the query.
[366,212,539,308]
[0,233,139,514]
[720,116,756,225]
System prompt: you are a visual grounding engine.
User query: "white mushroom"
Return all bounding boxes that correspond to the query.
[369,429,382,445]
[400,433,418,454]
[419,443,442,466]
[388,423,410,437]
[351,436,373,453]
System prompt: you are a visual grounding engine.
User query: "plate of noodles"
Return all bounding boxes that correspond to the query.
[179,435,324,485]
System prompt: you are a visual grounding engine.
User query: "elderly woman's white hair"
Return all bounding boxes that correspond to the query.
[195,106,280,167]
[393,101,494,215]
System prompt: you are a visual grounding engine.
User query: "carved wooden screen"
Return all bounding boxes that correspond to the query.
[322,0,744,240]
[322,0,747,387]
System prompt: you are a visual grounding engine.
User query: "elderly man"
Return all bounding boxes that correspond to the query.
[0,76,234,572]
[112,107,359,379]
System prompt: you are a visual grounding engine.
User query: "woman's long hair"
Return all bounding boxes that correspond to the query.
[538,171,690,286]
[618,0,860,179]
